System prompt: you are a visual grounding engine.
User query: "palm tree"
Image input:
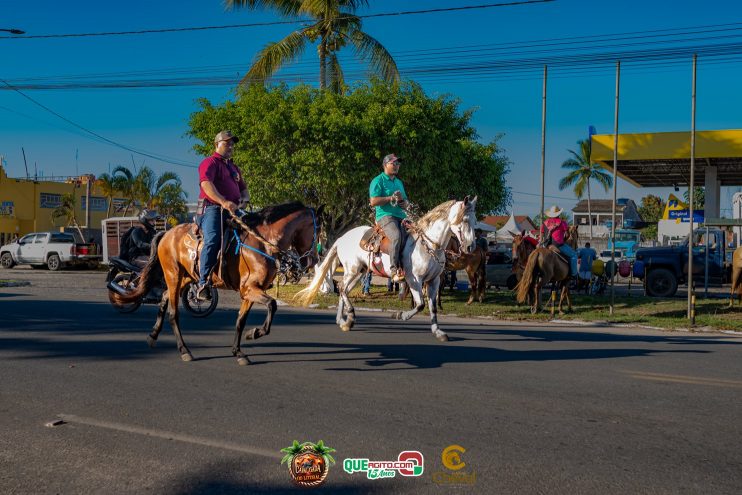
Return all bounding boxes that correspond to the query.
[225,0,399,91]
[558,139,613,239]
[96,172,119,217]
[111,165,136,216]
[51,192,85,240]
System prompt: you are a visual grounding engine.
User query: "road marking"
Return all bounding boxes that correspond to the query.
[57,414,280,458]
[623,371,742,388]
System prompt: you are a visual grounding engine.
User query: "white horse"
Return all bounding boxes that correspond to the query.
[296,198,477,342]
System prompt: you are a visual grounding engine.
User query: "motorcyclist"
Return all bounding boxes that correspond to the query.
[120,209,159,265]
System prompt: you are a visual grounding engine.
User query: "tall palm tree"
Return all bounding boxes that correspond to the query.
[132,166,186,215]
[558,139,613,239]
[51,192,85,240]
[96,172,119,217]
[225,0,399,91]
[111,165,136,216]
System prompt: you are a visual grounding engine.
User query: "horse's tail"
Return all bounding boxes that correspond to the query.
[516,249,540,304]
[294,243,339,307]
[108,231,165,304]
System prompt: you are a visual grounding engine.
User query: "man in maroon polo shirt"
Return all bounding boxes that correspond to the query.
[195,130,250,300]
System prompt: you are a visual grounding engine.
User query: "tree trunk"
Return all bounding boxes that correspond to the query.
[319,38,327,90]
[587,179,593,240]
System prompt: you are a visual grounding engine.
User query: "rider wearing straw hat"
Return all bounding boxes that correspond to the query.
[540,205,578,277]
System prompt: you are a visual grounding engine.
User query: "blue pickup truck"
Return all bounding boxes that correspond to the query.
[634,228,731,297]
[607,229,642,260]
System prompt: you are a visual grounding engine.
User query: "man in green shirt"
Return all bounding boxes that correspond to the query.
[369,153,409,282]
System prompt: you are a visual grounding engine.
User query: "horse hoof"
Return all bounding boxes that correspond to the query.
[181,352,193,362]
[391,311,402,320]
[466,300,473,306]
[340,323,351,332]
[237,357,250,366]
[245,328,259,340]
[435,333,449,342]
[147,336,157,348]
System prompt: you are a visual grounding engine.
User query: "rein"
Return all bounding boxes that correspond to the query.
[229,207,318,282]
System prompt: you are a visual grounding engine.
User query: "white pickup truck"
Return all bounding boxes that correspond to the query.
[0,232,101,271]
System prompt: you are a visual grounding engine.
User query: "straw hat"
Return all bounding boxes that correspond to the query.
[544,205,563,218]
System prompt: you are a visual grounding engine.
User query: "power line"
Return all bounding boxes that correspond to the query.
[0,1,555,39]
[0,80,197,168]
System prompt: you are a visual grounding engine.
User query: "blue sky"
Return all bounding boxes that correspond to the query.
[2,0,742,217]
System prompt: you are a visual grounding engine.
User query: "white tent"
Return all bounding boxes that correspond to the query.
[475,221,498,232]
[495,214,521,242]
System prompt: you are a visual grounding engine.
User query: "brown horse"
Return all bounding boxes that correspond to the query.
[729,246,742,306]
[110,202,321,365]
[511,231,537,283]
[438,236,487,307]
[515,226,578,314]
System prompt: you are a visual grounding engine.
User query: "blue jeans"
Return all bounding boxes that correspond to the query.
[558,244,578,277]
[197,205,225,286]
[362,272,372,294]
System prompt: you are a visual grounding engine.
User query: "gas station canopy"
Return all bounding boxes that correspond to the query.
[591,129,742,188]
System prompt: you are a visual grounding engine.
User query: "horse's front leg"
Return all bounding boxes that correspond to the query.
[147,289,169,348]
[232,299,254,366]
[425,276,448,342]
[395,277,425,321]
[243,289,277,341]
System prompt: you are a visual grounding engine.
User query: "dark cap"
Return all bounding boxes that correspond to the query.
[214,130,239,144]
[382,153,400,166]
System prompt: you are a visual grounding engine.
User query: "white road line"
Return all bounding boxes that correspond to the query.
[57,414,281,458]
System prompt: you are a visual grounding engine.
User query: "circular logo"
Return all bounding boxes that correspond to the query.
[442,444,466,471]
[281,441,335,488]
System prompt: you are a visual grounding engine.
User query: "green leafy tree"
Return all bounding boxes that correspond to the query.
[637,194,665,241]
[51,192,85,240]
[188,80,510,242]
[558,139,613,239]
[683,186,705,210]
[111,165,137,216]
[225,0,399,92]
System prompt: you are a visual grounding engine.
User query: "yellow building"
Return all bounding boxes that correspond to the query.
[0,164,125,245]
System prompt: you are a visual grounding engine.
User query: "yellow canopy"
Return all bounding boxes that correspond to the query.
[590,129,742,187]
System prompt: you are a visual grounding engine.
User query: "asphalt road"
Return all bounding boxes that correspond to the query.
[1,268,742,494]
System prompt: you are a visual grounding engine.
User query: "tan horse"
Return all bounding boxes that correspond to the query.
[511,231,537,283]
[515,225,578,314]
[729,246,742,306]
[438,236,487,307]
[110,202,321,365]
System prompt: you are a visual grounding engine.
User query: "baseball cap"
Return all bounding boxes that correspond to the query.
[382,153,400,166]
[214,130,239,144]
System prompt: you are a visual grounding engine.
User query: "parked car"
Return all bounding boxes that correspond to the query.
[634,228,731,297]
[0,232,101,271]
[485,251,518,290]
[598,249,624,263]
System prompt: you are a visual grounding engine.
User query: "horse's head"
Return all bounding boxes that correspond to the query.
[290,205,324,270]
[449,196,477,254]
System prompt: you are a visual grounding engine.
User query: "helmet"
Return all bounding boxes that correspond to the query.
[138,209,159,226]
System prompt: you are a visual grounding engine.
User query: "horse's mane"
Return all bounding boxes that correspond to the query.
[243,201,306,227]
[416,200,458,230]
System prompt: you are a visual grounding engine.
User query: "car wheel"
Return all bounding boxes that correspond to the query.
[646,268,678,298]
[47,254,61,271]
[1,253,15,269]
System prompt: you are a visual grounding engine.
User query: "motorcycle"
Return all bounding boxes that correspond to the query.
[106,256,218,317]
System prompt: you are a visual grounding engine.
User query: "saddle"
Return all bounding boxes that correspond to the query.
[359,224,393,256]
[359,224,394,278]
[183,223,228,288]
